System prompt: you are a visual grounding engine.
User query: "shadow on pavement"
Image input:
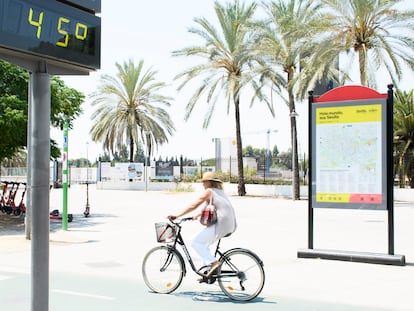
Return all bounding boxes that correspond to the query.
[173,290,276,305]
[0,212,117,236]
[0,213,25,235]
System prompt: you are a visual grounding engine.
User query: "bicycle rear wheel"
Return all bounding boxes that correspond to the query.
[142,246,185,294]
[218,249,265,301]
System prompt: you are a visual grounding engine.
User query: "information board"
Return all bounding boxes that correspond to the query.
[311,99,387,209]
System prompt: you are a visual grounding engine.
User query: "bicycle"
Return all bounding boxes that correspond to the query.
[142,217,265,301]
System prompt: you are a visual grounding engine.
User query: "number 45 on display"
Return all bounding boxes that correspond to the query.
[28,7,88,48]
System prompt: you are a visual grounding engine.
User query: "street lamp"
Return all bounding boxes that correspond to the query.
[144,131,150,192]
[145,146,148,192]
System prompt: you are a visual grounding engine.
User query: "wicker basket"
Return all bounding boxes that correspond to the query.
[155,222,175,243]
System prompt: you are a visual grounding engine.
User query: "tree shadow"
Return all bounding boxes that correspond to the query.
[0,212,117,236]
[49,212,117,233]
[0,213,25,236]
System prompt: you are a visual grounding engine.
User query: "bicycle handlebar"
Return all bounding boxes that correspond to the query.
[168,216,193,225]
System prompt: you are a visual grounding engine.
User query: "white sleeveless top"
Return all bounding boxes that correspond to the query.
[209,188,237,239]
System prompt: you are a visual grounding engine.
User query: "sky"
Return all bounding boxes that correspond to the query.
[52,0,414,162]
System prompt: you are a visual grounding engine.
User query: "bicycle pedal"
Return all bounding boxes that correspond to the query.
[199,276,217,284]
[198,277,207,284]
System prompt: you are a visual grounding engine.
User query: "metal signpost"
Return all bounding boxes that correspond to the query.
[298,85,405,266]
[0,1,101,310]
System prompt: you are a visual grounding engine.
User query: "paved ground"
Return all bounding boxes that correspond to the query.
[1,184,414,310]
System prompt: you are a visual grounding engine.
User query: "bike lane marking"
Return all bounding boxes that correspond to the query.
[0,265,29,281]
[0,275,13,281]
[53,289,116,301]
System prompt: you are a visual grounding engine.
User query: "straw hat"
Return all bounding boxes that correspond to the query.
[201,172,223,183]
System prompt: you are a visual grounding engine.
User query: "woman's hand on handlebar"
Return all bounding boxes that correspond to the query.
[192,213,201,221]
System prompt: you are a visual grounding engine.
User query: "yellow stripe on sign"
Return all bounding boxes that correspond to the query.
[316,193,351,203]
[316,104,381,125]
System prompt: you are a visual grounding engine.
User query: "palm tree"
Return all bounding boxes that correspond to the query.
[394,89,414,188]
[258,0,333,200]
[90,59,175,162]
[319,0,414,87]
[173,0,274,196]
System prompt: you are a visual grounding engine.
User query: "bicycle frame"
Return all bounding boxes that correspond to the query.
[167,218,226,278]
[166,219,250,283]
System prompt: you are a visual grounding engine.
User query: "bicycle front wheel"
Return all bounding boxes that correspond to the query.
[218,249,265,301]
[142,246,185,294]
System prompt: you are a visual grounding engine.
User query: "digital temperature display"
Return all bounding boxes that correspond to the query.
[0,0,100,70]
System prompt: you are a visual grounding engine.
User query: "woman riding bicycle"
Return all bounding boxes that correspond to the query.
[168,171,237,277]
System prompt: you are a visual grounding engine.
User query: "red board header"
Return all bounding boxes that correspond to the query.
[313,85,387,103]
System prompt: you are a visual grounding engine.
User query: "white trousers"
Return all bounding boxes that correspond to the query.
[191,225,217,265]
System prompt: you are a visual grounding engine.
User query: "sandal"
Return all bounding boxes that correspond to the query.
[205,261,221,278]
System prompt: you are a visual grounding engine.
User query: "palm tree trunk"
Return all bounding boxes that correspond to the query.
[234,96,246,196]
[399,141,412,188]
[288,68,300,200]
[129,135,134,182]
[359,46,368,86]
[129,135,134,163]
